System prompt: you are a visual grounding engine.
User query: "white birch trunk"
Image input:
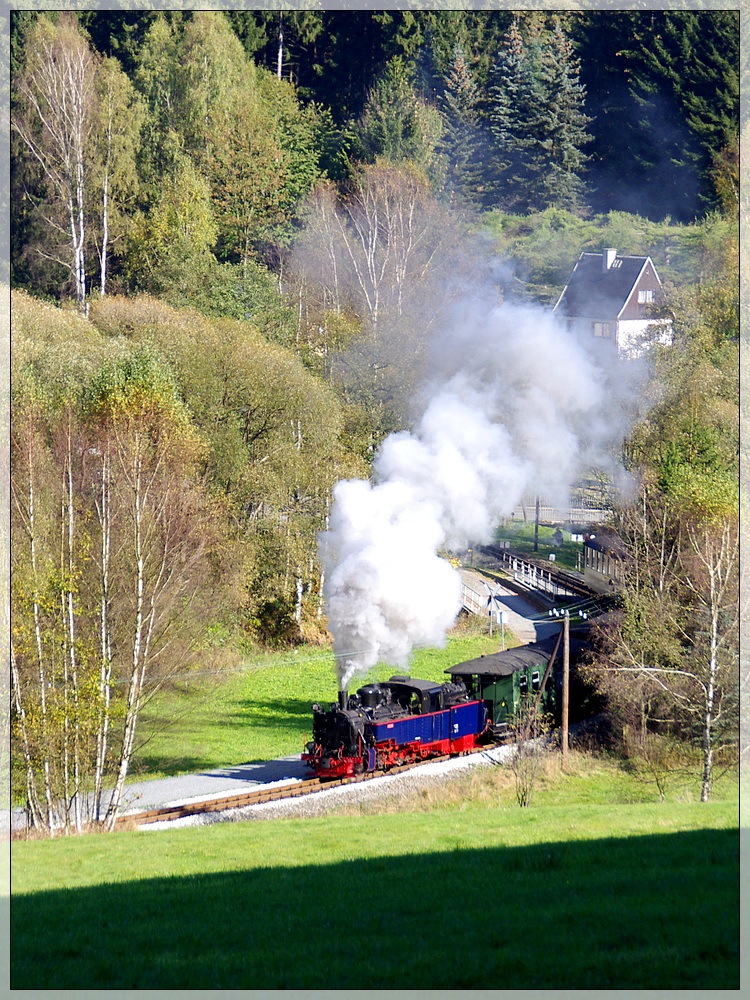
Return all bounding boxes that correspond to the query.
[10,644,46,830]
[105,447,146,828]
[63,432,82,831]
[93,449,113,822]
[26,452,56,832]
[100,167,109,298]
[105,439,170,830]
[277,13,284,79]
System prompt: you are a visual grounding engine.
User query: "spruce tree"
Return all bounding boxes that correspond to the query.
[624,11,739,216]
[486,17,535,211]
[439,44,486,208]
[356,56,443,179]
[524,19,591,211]
[487,16,591,214]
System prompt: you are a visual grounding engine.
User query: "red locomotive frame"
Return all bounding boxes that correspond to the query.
[303,717,484,778]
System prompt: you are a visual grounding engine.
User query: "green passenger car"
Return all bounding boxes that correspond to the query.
[445,639,562,736]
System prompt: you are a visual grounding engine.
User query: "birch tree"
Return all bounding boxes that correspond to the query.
[92,56,142,297]
[10,385,58,831]
[11,384,108,833]
[588,485,739,801]
[12,15,142,305]
[83,350,225,830]
[302,161,453,336]
[680,519,739,801]
[11,350,231,833]
[12,14,97,309]
[291,163,472,441]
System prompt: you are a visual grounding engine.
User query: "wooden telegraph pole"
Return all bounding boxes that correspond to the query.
[562,610,570,767]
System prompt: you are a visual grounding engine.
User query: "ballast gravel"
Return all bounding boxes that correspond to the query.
[143,744,515,830]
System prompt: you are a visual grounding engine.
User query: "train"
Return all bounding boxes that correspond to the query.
[302,629,592,778]
[302,676,486,778]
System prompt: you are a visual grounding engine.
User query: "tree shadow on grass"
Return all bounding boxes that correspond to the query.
[132,698,318,774]
[11,828,739,990]
[230,697,320,732]
[127,756,222,779]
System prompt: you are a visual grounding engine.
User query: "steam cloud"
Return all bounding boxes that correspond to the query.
[320,293,645,692]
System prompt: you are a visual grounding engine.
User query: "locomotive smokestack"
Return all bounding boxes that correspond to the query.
[338,690,348,710]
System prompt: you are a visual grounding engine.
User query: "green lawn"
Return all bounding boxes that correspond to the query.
[131,625,506,780]
[11,792,739,989]
[11,618,740,990]
[494,518,584,570]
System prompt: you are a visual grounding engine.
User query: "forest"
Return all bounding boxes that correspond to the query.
[9,10,740,830]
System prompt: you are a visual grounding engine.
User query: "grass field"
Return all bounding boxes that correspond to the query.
[131,624,506,780]
[11,621,740,989]
[11,780,739,989]
[494,518,583,570]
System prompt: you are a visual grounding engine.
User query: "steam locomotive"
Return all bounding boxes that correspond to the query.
[302,676,487,778]
[302,627,596,778]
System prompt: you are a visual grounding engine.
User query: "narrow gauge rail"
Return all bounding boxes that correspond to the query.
[116,744,492,827]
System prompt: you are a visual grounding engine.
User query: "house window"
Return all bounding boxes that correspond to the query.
[638,289,654,304]
[593,322,613,338]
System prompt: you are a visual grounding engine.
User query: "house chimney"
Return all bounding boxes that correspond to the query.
[603,248,617,271]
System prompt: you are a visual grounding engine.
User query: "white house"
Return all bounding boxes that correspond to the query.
[553,248,672,358]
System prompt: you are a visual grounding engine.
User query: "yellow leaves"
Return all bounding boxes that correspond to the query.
[668,464,739,526]
[12,290,128,405]
[136,158,219,259]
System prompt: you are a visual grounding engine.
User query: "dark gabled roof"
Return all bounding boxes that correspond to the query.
[554,252,653,320]
[445,638,560,678]
[445,631,591,678]
[584,530,626,558]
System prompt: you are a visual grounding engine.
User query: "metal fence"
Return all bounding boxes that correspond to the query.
[510,502,613,525]
[461,585,484,615]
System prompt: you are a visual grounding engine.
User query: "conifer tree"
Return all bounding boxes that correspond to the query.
[486,17,591,214]
[486,18,534,211]
[439,44,486,208]
[524,19,591,211]
[623,11,739,216]
[357,56,443,179]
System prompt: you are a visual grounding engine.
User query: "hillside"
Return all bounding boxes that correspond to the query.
[9,8,740,839]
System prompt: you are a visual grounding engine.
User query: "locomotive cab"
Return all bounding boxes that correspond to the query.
[387,677,445,714]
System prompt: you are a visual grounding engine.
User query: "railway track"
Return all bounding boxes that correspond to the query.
[116,744,494,828]
[480,543,597,600]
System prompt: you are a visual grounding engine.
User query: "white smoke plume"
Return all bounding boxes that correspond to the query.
[320,293,646,692]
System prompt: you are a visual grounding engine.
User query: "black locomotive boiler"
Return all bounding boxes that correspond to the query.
[302,676,487,778]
